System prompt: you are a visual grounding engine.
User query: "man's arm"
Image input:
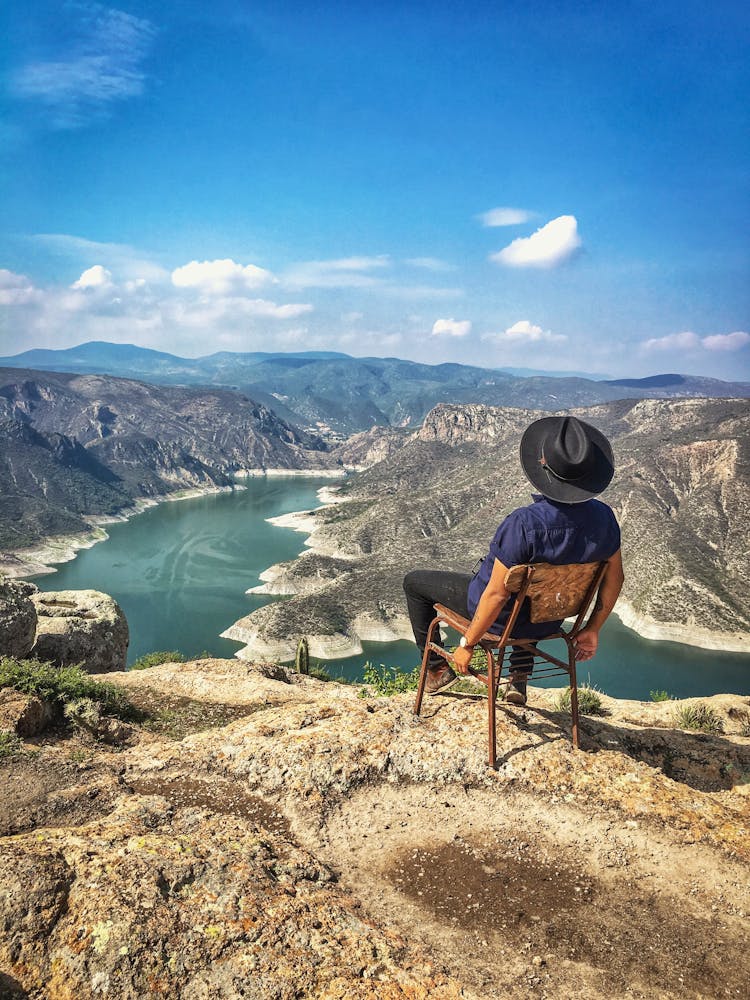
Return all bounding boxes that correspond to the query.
[572,548,625,661]
[453,557,510,674]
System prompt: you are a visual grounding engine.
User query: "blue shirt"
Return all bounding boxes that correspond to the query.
[467,494,621,639]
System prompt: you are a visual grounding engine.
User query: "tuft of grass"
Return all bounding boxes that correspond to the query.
[361,662,420,697]
[0,656,134,721]
[0,729,22,759]
[130,650,187,671]
[672,702,724,734]
[650,689,672,702]
[306,663,352,685]
[554,683,606,716]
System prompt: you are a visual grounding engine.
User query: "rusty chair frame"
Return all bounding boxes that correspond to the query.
[413,560,608,767]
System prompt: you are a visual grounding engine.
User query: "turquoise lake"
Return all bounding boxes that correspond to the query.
[33,477,749,701]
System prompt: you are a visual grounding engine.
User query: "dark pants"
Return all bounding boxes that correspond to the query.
[403,569,535,674]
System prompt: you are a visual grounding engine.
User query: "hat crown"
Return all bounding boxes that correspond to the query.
[543,417,595,482]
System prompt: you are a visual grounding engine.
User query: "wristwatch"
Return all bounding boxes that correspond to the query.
[459,636,474,649]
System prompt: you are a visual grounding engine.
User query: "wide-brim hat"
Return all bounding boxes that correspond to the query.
[520,415,614,503]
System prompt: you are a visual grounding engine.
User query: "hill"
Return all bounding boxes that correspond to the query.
[1,341,747,434]
[0,367,335,557]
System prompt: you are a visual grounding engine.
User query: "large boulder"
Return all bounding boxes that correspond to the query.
[31,590,129,673]
[0,579,38,658]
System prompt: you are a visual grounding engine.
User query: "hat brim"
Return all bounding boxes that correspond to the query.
[519,417,614,503]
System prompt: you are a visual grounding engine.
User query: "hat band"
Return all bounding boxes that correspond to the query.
[540,449,588,483]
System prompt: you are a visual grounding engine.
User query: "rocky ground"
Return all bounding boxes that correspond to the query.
[1,658,749,999]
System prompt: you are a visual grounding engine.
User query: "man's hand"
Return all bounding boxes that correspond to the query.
[453,644,474,675]
[573,627,599,661]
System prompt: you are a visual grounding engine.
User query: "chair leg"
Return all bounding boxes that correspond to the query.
[569,655,580,751]
[486,649,497,768]
[413,616,441,716]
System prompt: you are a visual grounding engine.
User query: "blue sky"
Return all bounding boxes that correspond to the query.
[1,0,748,378]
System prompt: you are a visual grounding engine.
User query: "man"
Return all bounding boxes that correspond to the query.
[403,414,624,704]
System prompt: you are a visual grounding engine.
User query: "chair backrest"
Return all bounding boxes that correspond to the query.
[504,561,605,623]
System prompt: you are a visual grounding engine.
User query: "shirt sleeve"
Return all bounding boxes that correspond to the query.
[487,511,530,568]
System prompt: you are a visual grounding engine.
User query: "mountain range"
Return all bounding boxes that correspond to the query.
[0,367,333,552]
[2,341,747,435]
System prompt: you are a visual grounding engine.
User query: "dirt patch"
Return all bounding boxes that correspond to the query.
[0,747,119,837]
[318,784,750,999]
[127,774,291,838]
[391,837,592,929]
[388,836,746,997]
[124,687,275,740]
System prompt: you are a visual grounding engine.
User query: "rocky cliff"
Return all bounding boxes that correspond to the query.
[1,657,749,999]
[224,398,750,660]
[0,368,337,556]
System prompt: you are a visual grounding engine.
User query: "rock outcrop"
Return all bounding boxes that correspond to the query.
[0,578,38,658]
[31,589,129,673]
[1,659,749,999]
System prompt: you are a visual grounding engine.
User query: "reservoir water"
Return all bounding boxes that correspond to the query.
[34,477,749,701]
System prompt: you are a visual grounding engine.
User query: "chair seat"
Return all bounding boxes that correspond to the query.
[432,603,565,646]
[414,561,608,766]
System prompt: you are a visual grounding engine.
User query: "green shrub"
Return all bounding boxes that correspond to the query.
[0,729,22,759]
[361,662,420,697]
[0,657,133,720]
[554,683,606,716]
[672,702,724,734]
[130,650,186,671]
[650,689,672,702]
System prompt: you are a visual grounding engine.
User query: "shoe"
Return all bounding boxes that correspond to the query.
[504,679,527,705]
[425,665,458,696]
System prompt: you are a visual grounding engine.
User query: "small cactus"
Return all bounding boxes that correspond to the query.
[295,637,310,674]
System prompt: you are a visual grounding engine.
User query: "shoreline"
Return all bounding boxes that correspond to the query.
[234,467,346,479]
[613,599,749,654]
[0,483,243,580]
[226,496,750,662]
[223,607,414,663]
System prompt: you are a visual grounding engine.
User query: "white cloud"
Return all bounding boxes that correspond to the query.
[486,320,567,344]
[72,264,112,289]
[642,330,750,355]
[324,256,390,271]
[479,207,532,227]
[701,331,750,352]
[171,259,275,295]
[11,6,156,129]
[0,269,40,305]
[432,318,472,337]
[491,215,582,268]
[0,263,313,360]
[405,257,456,272]
[283,255,390,289]
[642,331,701,353]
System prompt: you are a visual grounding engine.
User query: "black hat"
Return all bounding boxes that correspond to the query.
[519,415,614,503]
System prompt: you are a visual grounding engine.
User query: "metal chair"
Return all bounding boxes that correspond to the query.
[413,561,608,767]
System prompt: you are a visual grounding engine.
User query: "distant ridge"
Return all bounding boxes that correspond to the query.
[606,374,685,388]
[0,342,747,434]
